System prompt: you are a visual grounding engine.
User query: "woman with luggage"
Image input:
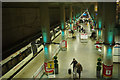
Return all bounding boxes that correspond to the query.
[76,63,83,79]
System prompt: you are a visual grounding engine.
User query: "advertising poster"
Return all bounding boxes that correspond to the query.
[103,64,113,78]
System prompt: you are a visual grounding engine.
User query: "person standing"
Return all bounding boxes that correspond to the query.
[76,63,83,79]
[81,27,83,32]
[70,58,78,72]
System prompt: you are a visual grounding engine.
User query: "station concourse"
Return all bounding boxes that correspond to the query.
[1,2,120,80]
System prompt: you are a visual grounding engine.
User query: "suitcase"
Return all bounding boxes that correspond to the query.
[68,68,71,74]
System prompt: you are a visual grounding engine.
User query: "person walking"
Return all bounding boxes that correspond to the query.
[81,27,83,32]
[76,63,83,79]
[70,58,78,72]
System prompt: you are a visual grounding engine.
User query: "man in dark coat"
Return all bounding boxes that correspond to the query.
[70,58,78,72]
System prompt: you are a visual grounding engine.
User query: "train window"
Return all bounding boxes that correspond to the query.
[37,44,41,48]
[18,54,24,62]
[1,47,32,76]
[2,64,8,76]
[11,57,18,67]
[7,60,14,70]
[28,47,32,54]
[20,50,26,60]
[24,51,28,57]
[25,47,31,56]
[32,45,37,54]
[22,52,26,59]
[56,30,58,33]
[0,66,2,77]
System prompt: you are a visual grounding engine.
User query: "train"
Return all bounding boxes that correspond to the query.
[0,26,61,79]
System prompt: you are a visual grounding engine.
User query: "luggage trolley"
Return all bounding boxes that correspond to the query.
[80,33,88,43]
[67,29,73,38]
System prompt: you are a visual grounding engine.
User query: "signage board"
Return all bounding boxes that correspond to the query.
[47,61,54,69]
[60,40,67,51]
[103,64,113,78]
[81,33,88,40]
[44,62,54,73]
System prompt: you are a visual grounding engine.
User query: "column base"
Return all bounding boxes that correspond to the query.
[102,64,113,79]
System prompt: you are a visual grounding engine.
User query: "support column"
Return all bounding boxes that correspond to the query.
[97,2,103,30]
[75,8,78,19]
[69,5,73,29]
[102,2,106,42]
[89,5,95,20]
[40,4,51,62]
[89,5,95,30]
[96,2,103,40]
[94,3,98,29]
[75,7,81,21]
[73,7,76,25]
[79,8,82,17]
[60,4,66,40]
[116,2,119,24]
[76,7,79,19]
[102,2,116,79]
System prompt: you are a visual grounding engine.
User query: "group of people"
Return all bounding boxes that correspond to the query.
[90,31,96,40]
[70,58,83,79]
[68,29,76,39]
[77,25,86,33]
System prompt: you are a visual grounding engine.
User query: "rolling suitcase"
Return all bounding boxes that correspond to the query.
[68,68,71,74]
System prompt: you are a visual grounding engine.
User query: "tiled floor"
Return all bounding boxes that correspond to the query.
[43,23,120,79]
[55,24,100,78]
[55,33,119,79]
[13,22,119,79]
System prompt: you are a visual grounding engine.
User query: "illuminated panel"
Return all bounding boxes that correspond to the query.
[108,31,113,44]
[107,46,112,59]
[98,21,102,29]
[43,32,47,43]
[95,5,97,12]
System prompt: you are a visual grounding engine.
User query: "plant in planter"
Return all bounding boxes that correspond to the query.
[54,56,58,74]
[97,57,101,61]
[96,57,102,78]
